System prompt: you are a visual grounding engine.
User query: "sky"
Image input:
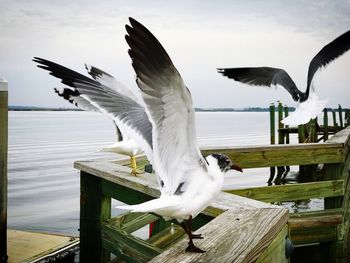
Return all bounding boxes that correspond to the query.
[1,0,350,109]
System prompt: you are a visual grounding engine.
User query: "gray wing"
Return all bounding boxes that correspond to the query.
[33,57,153,161]
[125,17,207,193]
[85,64,139,102]
[54,87,100,112]
[217,67,302,101]
[306,30,350,98]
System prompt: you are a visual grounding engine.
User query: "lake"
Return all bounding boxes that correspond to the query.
[7,111,315,236]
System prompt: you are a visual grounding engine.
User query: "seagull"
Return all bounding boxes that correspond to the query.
[114,17,243,253]
[218,30,350,126]
[33,58,145,175]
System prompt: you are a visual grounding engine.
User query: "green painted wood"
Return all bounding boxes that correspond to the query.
[324,164,344,209]
[256,225,289,263]
[102,222,163,262]
[333,110,338,127]
[80,171,111,263]
[324,108,329,141]
[290,208,343,219]
[226,180,344,202]
[270,104,275,145]
[0,81,8,263]
[150,219,171,237]
[147,224,185,249]
[202,143,344,168]
[284,106,290,144]
[339,105,343,128]
[107,212,158,234]
[298,124,306,143]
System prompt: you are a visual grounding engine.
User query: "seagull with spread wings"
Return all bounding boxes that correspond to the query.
[33,58,147,175]
[115,18,243,253]
[218,30,350,125]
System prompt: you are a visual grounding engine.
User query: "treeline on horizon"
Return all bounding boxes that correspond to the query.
[9,105,296,112]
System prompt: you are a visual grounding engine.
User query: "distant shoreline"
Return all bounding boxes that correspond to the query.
[9,106,296,112]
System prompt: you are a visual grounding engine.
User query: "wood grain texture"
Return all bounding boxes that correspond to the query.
[226,180,344,202]
[7,230,78,263]
[149,208,288,263]
[201,143,344,168]
[75,160,276,218]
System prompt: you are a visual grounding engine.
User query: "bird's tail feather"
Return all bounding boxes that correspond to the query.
[282,93,327,126]
[116,197,178,213]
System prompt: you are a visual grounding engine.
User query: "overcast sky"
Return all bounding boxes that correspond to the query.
[1,0,350,109]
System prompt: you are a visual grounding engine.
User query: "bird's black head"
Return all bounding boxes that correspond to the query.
[210,153,243,173]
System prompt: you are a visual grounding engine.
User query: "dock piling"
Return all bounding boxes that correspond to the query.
[269,103,276,184]
[0,78,8,263]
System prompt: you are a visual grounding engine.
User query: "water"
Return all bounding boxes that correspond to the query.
[7,111,316,236]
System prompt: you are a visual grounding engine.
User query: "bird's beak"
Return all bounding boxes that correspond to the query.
[230,164,243,173]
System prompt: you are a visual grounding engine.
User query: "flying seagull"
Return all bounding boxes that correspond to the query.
[115,17,243,253]
[218,30,350,125]
[33,58,146,175]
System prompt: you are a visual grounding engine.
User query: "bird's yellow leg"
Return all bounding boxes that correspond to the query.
[130,155,143,176]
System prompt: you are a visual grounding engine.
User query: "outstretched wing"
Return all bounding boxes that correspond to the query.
[125,17,207,194]
[217,67,301,101]
[54,87,100,112]
[85,64,139,102]
[306,30,350,97]
[33,57,153,162]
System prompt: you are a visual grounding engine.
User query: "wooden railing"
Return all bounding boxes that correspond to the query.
[75,161,289,262]
[75,125,350,262]
[203,126,350,262]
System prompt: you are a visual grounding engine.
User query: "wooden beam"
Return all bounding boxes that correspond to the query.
[201,143,344,168]
[80,171,111,263]
[226,180,344,203]
[102,221,163,262]
[149,208,288,263]
[289,212,342,245]
[0,79,8,263]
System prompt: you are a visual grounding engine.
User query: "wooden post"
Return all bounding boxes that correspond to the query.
[284,106,290,144]
[268,104,276,184]
[332,110,338,127]
[0,79,8,263]
[80,171,111,263]
[276,102,285,184]
[323,109,329,141]
[283,106,290,176]
[338,105,343,128]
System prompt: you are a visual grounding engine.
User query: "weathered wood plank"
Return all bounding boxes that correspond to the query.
[149,208,289,263]
[75,161,276,217]
[102,222,163,262]
[256,224,289,263]
[326,126,350,145]
[291,226,337,245]
[226,180,344,202]
[7,230,78,263]
[289,214,343,229]
[289,213,342,245]
[201,143,344,168]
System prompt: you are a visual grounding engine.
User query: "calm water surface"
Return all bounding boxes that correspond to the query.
[7,111,317,236]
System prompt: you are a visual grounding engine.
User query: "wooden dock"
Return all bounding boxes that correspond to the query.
[7,229,78,263]
[75,124,350,262]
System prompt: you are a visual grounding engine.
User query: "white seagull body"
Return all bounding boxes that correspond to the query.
[218,30,350,126]
[115,18,243,252]
[33,58,145,175]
